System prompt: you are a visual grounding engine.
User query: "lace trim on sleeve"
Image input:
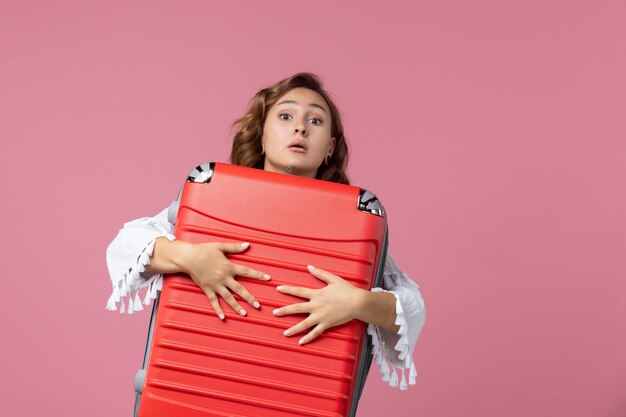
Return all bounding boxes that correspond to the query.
[367,289,417,390]
[105,233,175,314]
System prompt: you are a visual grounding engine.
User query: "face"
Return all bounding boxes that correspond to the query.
[261,87,336,179]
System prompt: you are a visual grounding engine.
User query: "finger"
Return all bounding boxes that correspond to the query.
[306,265,336,284]
[272,302,311,316]
[201,288,225,320]
[276,285,314,299]
[217,241,251,254]
[299,323,328,345]
[282,317,316,337]
[226,277,261,309]
[217,286,247,316]
[232,263,271,281]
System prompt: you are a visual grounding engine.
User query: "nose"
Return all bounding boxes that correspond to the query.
[294,123,306,136]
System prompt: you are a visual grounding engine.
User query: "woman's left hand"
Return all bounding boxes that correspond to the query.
[273,264,365,345]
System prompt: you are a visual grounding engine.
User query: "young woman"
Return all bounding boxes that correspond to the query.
[105,72,426,390]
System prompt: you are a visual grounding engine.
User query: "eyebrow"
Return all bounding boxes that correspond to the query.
[276,99,327,113]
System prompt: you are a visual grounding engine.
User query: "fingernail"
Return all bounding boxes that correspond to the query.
[283,329,290,336]
[219,313,225,320]
[241,242,250,247]
[263,274,271,280]
[253,301,260,309]
[307,265,315,271]
[273,308,280,315]
[298,337,305,345]
[239,309,247,316]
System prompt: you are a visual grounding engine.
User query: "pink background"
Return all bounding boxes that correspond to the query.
[1,1,625,416]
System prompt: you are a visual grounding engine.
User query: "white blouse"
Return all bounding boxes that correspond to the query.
[105,206,426,390]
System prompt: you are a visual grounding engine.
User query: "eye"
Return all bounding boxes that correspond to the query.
[278,113,291,120]
[309,118,323,125]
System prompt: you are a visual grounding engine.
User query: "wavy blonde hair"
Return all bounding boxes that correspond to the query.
[229,72,350,185]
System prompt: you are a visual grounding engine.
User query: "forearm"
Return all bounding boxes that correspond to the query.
[144,237,191,274]
[354,289,400,333]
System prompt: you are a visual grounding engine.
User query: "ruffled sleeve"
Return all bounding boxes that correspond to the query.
[367,250,426,390]
[105,206,175,314]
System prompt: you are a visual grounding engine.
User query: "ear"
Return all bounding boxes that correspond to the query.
[329,137,336,156]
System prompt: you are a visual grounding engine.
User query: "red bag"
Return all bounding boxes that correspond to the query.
[134,162,388,417]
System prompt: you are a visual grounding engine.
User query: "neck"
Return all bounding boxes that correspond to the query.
[263,159,315,179]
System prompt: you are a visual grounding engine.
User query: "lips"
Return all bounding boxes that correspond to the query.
[287,139,308,151]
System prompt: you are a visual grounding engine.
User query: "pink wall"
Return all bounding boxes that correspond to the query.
[1,1,624,416]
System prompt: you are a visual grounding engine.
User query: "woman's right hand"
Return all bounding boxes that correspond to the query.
[178,241,270,320]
